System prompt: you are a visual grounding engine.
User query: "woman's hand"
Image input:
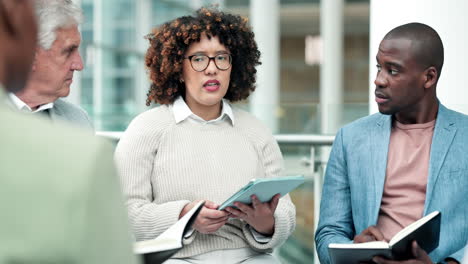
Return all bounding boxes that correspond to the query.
[180,200,230,234]
[225,194,280,236]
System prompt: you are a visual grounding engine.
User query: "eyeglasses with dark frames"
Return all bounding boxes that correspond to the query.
[184,53,232,72]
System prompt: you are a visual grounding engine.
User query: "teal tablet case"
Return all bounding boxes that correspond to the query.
[218,175,305,210]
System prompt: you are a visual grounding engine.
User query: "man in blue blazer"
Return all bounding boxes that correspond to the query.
[316,23,467,264]
[7,0,92,130]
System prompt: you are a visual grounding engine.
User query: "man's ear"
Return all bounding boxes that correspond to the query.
[31,48,41,72]
[423,66,438,89]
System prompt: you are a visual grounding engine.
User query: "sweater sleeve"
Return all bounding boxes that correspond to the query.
[242,132,297,251]
[114,111,191,241]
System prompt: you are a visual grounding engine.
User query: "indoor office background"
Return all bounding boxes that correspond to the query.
[71,0,371,263]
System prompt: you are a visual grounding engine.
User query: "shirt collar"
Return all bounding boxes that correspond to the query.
[8,93,54,113]
[173,96,235,125]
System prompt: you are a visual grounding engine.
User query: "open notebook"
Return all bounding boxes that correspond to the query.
[134,201,205,264]
[328,211,441,264]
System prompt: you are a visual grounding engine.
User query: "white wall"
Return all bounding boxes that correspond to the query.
[249,0,280,133]
[320,0,343,134]
[369,0,468,115]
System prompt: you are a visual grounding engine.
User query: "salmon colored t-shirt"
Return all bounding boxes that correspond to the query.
[376,119,436,241]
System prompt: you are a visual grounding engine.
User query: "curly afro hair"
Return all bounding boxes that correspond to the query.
[144,7,261,105]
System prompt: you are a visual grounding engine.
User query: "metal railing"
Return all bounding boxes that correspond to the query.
[273,134,334,264]
[97,131,335,144]
[97,131,335,264]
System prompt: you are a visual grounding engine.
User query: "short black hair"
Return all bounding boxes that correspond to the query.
[384,22,444,79]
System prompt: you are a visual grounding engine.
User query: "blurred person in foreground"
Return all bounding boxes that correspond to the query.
[315,22,468,264]
[6,0,92,129]
[0,0,139,263]
[115,7,296,263]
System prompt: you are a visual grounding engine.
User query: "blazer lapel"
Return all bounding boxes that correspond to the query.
[425,104,457,212]
[370,114,392,224]
[49,103,63,122]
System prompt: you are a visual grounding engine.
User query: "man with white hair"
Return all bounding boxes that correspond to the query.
[8,0,92,129]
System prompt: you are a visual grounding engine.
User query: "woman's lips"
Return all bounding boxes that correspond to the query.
[204,80,220,92]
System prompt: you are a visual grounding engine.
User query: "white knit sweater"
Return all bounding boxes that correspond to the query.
[115,104,296,258]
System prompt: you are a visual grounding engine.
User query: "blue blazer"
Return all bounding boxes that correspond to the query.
[315,104,468,264]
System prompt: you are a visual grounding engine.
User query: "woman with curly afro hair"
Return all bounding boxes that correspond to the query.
[115,7,296,263]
